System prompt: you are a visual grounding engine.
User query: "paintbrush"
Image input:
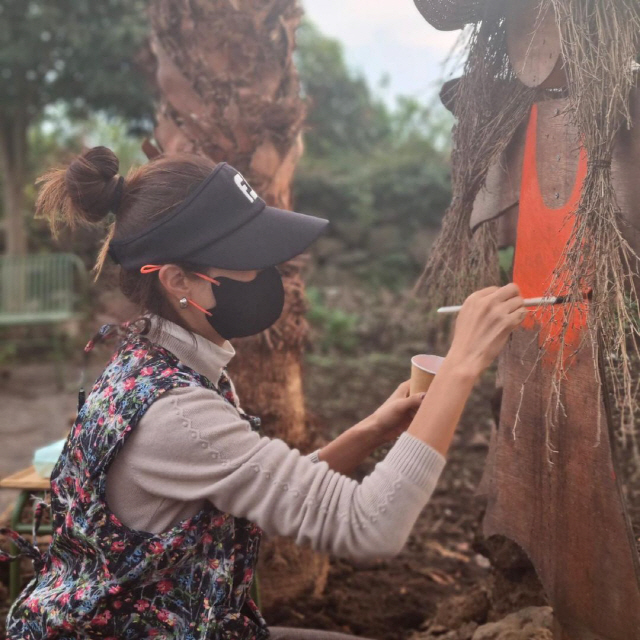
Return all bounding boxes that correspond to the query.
[437,293,586,314]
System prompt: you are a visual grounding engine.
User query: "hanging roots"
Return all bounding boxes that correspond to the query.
[413,14,536,305]
[540,0,640,456]
[415,0,640,460]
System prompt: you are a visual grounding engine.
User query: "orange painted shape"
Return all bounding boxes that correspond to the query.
[513,104,589,357]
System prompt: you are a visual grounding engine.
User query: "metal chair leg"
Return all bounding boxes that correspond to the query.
[8,491,28,601]
[52,329,65,391]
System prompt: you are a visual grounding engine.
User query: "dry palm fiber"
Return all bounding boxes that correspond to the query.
[413,13,536,305]
[149,0,308,353]
[539,0,640,453]
[415,0,640,454]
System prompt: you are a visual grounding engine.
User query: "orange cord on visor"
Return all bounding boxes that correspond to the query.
[140,264,221,317]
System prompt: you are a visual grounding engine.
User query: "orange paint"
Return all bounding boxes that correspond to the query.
[513,104,589,359]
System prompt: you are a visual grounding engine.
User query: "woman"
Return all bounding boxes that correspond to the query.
[4,147,524,639]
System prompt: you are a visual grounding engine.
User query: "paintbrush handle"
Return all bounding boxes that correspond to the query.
[437,295,564,314]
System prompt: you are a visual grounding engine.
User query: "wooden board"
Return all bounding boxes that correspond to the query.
[485,328,640,639]
[482,102,640,639]
[471,87,640,258]
[506,0,566,89]
[0,466,51,491]
[470,118,526,233]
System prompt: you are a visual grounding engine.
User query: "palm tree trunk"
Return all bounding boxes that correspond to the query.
[0,113,28,256]
[148,0,329,609]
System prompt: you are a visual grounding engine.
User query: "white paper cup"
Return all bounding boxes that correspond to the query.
[410,354,445,395]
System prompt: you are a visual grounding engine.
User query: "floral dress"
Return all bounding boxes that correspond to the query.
[3,326,268,640]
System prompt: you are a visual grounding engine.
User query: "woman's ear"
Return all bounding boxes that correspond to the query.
[157,264,216,313]
[157,264,191,301]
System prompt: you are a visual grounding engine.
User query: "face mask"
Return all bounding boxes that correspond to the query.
[199,266,285,340]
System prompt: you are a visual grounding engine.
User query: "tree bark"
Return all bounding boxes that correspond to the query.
[0,114,29,318]
[148,0,329,609]
[0,114,28,256]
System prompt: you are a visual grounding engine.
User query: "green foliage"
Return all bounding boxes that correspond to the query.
[390,95,454,155]
[294,20,452,291]
[0,0,153,125]
[0,331,17,364]
[498,247,515,285]
[295,21,391,157]
[29,104,147,175]
[0,0,153,255]
[306,286,360,354]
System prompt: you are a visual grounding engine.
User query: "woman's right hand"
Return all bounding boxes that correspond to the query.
[446,283,526,379]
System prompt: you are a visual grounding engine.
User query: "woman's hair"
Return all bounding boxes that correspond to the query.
[36,146,216,325]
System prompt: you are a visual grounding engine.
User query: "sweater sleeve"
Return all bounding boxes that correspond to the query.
[226,371,319,464]
[128,386,446,560]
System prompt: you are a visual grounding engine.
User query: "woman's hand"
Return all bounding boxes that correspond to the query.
[446,283,526,380]
[370,380,425,445]
[315,381,424,475]
[319,284,525,468]
[406,284,525,456]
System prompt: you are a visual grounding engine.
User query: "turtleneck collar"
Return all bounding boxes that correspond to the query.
[146,315,235,384]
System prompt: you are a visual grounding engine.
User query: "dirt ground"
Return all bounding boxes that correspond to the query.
[0,360,105,517]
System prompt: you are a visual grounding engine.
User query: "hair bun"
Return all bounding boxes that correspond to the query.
[65,146,123,223]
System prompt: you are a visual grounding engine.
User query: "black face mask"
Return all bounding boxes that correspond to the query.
[202,266,285,340]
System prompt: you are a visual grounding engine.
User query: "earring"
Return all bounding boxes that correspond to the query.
[179,297,188,309]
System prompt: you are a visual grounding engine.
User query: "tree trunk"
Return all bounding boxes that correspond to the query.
[0,114,29,318]
[0,114,28,256]
[148,0,329,610]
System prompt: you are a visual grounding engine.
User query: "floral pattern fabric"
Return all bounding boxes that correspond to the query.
[5,328,268,640]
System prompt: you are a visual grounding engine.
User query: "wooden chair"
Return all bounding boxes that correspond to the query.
[0,466,52,601]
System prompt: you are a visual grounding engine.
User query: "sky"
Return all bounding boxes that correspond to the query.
[300,0,462,106]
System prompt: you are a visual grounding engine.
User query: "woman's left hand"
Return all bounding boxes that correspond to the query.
[370,380,426,445]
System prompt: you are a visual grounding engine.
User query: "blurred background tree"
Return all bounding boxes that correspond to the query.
[147,0,328,608]
[0,0,153,255]
[294,21,452,292]
[142,3,451,608]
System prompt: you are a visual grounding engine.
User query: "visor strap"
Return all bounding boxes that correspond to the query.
[140,264,163,274]
[187,298,213,317]
[140,265,218,316]
[140,265,221,287]
[194,272,221,286]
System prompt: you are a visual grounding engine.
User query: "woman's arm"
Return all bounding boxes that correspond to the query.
[406,361,476,455]
[110,385,445,560]
[314,414,382,475]
[107,283,523,560]
[315,384,425,475]
[315,284,525,469]
[408,284,525,455]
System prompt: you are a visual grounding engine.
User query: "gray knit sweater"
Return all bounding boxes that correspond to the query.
[105,318,446,560]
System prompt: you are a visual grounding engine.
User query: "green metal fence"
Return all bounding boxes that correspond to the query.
[0,253,87,326]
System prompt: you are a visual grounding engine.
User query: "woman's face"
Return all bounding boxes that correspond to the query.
[157,264,260,345]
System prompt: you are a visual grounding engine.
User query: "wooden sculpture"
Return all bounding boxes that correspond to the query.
[413,0,640,637]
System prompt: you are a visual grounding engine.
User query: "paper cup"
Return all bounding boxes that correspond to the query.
[410,354,445,395]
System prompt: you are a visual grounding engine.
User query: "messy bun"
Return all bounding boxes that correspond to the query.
[36,145,217,329]
[36,146,124,234]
